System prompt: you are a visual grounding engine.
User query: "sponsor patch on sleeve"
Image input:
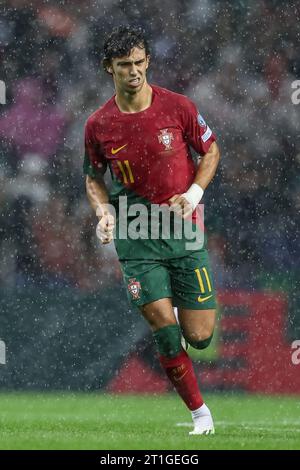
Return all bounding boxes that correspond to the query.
[201,126,212,142]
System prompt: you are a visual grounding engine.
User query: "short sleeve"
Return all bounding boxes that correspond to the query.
[181,98,216,155]
[83,118,107,177]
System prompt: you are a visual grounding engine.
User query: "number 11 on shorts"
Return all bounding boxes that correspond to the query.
[195,267,212,294]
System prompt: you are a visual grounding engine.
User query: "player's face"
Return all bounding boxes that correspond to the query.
[108,47,150,94]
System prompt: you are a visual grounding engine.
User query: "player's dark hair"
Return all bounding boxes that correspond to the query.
[103,25,150,72]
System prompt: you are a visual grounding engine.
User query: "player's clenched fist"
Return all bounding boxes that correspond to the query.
[169,194,194,219]
[169,184,204,219]
[96,206,115,244]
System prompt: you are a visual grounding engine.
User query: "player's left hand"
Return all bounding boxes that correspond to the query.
[169,194,193,219]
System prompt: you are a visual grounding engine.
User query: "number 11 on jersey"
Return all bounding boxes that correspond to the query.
[117,160,134,184]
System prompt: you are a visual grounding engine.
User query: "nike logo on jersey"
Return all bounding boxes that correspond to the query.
[197,294,213,303]
[111,144,128,155]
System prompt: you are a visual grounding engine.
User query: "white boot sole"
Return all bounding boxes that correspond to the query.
[189,426,215,435]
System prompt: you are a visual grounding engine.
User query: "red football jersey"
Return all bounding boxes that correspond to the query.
[83,85,216,259]
[84,84,216,205]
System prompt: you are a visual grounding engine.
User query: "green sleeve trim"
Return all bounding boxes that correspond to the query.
[83,151,104,177]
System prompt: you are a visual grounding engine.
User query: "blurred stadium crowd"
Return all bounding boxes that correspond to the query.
[0,0,299,293]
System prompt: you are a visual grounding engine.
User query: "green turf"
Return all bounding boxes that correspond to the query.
[0,393,299,450]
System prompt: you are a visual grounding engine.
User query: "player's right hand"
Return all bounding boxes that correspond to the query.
[96,210,115,245]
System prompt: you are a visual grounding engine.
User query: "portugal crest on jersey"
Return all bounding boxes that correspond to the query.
[127,278,141,300]
[158,129,174,150]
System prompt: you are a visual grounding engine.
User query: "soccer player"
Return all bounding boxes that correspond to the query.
[84,26,220,435]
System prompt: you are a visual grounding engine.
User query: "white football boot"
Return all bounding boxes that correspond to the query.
[189,403,215,435]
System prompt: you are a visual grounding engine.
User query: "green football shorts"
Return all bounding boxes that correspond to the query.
[120,250,216,310]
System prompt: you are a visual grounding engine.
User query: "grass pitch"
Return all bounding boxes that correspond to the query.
[0,393,299,450]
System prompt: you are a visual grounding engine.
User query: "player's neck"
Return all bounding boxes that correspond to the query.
[115,82,152,114]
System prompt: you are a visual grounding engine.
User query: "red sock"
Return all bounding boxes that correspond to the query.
[159,350,203,411]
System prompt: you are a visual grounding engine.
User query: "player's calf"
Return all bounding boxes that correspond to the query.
[153,324,214,434]
[153,324,182,357]
[153,324,203,410]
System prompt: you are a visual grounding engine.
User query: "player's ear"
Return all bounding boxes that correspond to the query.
[103,58,113,75]
[146,55,150,69]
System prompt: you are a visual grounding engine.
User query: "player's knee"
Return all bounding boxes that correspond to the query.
[185,331,214,350]
[153,324,182,358]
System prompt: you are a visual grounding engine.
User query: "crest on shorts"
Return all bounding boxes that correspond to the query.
[158,129,174,150]
[127,278,141,300]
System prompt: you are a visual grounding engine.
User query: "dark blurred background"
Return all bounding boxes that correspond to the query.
[0,0,299,391]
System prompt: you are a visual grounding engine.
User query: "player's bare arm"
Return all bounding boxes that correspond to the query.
[169,141,220,218]
[86,175,115,244]
[194,141,220,190]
